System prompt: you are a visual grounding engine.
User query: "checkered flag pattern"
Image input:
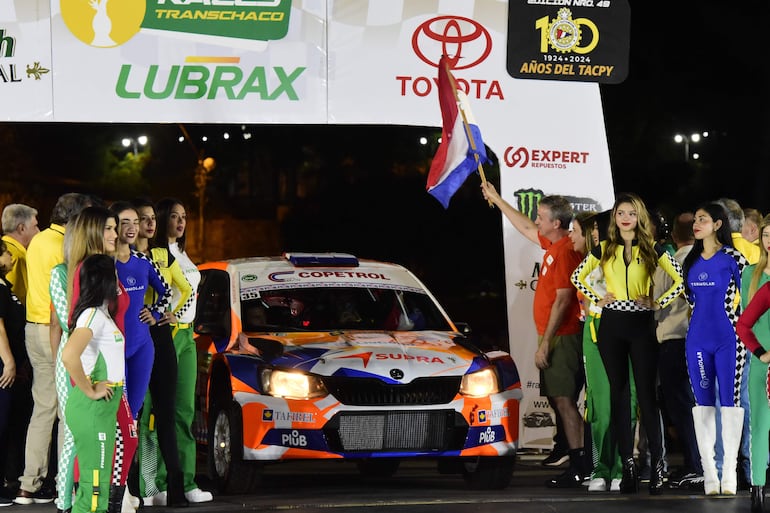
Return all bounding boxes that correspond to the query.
[655,252,684,308]
[112,421,123,486]
[571,256,602,305]
[723,246,749,406]
[133,249,173,316]
[51,264,77,510]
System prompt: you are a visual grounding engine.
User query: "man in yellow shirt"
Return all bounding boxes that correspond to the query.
[718,198,760,265]
[1,204,40,306]
[15,193,90,505]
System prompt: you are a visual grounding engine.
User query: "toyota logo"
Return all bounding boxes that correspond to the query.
[390,369,404,380]
[412,16,492,70]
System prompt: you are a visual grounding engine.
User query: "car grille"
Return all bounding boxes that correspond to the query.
[324,410,467,452]
[321,376,461,406]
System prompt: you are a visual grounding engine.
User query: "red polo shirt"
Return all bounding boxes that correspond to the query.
[533,233,582,336]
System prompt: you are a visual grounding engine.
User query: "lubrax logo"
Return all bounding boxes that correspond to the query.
[115,62,305,100]
[60,0,298,102]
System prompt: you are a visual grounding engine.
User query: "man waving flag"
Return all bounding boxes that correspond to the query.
[426,55,490,209]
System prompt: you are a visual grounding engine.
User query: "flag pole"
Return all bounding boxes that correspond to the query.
[443,58,488,186]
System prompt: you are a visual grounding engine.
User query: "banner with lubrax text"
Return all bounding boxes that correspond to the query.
[0,0,618,448]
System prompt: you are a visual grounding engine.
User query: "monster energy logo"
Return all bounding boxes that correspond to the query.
[514,188,544,222]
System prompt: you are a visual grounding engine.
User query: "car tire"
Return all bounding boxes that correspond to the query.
[208,399,261,494]
[462,455,516,490]
[356,458,401,478]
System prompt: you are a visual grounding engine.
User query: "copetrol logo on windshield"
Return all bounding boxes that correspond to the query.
[398,16,503,101]
[60,0,304,101]
[503,146,590,170]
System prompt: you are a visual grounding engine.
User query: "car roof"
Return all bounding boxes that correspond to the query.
[200,255,428,293]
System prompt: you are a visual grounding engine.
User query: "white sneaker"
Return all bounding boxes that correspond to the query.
[184,488,213,503]
[587,478,607,492]
[143,491,167,507]
[121,488,141,513]
[610,478,622,492]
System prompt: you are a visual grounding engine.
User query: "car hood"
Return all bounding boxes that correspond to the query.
[252,330,486,382]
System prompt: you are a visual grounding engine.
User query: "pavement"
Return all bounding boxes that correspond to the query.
[0,450,754,513]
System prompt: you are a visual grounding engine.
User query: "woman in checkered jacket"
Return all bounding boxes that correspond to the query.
[682,203,747,496]
[571,193,683,495]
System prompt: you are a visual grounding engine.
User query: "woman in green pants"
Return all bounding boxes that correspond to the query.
[150,198,210,504]
[736,214,770,513]
[61,254,127,513]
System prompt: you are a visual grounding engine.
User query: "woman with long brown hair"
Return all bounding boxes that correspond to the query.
[572,193,683,495]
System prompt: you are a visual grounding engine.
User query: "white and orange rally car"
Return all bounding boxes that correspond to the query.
[193,253,522,493]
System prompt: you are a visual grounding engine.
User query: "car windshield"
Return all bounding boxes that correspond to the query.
[240,287,452,332]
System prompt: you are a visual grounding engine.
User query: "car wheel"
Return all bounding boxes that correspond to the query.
[356,458,401,478]
[462,455,516,490]
[208,399,261,494]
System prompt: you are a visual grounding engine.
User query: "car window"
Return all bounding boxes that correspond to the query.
[195,269,231,338]
[240,287,451,332]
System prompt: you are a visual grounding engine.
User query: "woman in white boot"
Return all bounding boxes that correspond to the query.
[682,203,748,496]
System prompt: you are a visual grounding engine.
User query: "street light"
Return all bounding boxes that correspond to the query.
[121,135,148,155]
[673,131,708,161]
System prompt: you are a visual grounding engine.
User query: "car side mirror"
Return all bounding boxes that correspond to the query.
[454,322,472,336]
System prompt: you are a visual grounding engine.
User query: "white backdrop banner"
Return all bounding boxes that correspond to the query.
[0,0,617,448]
[0,0,53,121]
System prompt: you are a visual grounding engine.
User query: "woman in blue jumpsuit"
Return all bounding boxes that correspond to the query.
[683,203,748,496]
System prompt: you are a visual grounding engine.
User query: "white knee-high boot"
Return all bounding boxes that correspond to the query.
[692,406,719,495]
[720,406,745,495]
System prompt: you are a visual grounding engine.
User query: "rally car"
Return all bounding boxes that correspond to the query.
[193,253,521,493]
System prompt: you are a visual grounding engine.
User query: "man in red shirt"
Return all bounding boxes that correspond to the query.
[481,182,586,488]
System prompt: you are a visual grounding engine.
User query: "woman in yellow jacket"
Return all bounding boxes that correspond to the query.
[572,193,683,495]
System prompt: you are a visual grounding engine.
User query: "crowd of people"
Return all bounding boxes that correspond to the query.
[480,183,770,511]
[4,185,770,511]
[0,193,209,513]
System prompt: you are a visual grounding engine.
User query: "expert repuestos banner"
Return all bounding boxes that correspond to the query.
[506,0,630,84]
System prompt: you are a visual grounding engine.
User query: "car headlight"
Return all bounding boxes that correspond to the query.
[460,367,499,397]
[260,368,327,399]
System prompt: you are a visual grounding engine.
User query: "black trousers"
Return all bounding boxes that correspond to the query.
[130,323,183,498]
[147,323,182,476]
[598,308,662,462]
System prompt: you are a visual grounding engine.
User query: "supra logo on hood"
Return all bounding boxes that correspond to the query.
[336,351,446,368]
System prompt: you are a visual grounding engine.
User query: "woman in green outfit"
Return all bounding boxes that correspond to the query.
[736,214,770,513]
[61,254,126,513]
